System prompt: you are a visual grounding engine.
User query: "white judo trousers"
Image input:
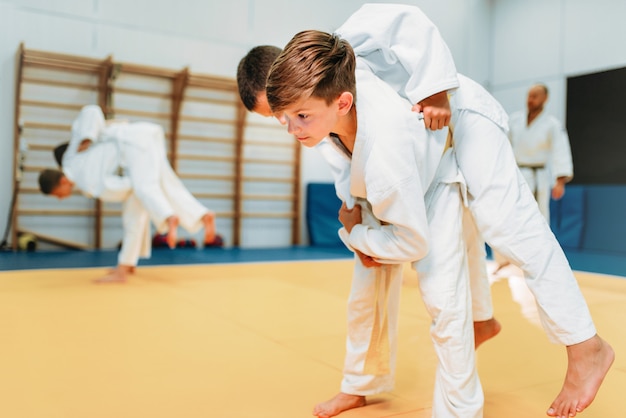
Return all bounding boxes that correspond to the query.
[323,143,482,417]
[338,2,596,346]
[452,110,595,344]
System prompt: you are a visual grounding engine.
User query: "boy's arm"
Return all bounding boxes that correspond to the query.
[336,3,459,128]
[64,105,106,165]
[550,127,573,200]
[344,181,430,264]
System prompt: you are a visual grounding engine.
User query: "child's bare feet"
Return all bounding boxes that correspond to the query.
[94,265,133,284]
[313,393,366,418]
[474,318,502,349]
[166,216,179,249]
[546,335,614,417]
[202,212,216,244]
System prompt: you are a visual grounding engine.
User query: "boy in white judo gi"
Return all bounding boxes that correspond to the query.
[509,83,573,221]
[334,4,613,418]
[267,29,483,418]
[237,5,613,417]
[38,105,216,283]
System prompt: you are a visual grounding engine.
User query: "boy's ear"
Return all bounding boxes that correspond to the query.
[337,92,354,115]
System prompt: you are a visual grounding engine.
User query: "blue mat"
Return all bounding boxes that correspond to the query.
[0,246,352,272]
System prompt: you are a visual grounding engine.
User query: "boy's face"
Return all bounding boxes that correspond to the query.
[275,96,341,148]
[50,178,73,200]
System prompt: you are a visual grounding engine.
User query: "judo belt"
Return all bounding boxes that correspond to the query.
[518,163,545,170]
[518,163,545,198]
[363,264,393,375]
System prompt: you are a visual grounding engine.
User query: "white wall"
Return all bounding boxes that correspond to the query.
[490,0,626,122]
[0,0,489,247]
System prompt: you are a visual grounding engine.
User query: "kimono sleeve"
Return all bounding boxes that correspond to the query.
[551,126,574,182]
[347,171,430,264]
[63,105,106,167]
[336,3,459,105]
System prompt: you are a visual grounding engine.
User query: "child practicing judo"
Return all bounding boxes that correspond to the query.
[236,4,613,418]
[267,29,483,417]
[38,105,216,283]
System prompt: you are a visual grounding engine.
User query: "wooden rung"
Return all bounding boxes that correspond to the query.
[24,48,106,65]
[243,139,293,148]
[111,86,171,99]
[22,121,70,131]
[241,176,295,184]
[25,144,55,152]
[241,194,293,201]
[24,58,105,74]
[190,192,235,199]
[17,228,91,250]
[242,158,292,165]
[111,107,170,120]
[182,95,236,106]
[17,209,122,216]
[241,212,296,219]
[177,173,235,181]
[176,154,236,163]
[187,75,237,91]
[21,77,98,90]
[179,114,235,125]
[23,164,61,173]
[19,188,83,198]
[21,100,86,111]
[117,62,178,79]
[177,134,235,144]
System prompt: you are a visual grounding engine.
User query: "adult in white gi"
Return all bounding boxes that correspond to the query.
[267,31,482,417]
[509,84,573,221]
[336,4,613,418]
[40,105,215,283]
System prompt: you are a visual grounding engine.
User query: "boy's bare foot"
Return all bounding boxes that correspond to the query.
[546,335,614,417]
[313,393,366,418]
[166,216,179,249]
[94,265,133,284]
[474,318,502,349]
[202,212,216,244]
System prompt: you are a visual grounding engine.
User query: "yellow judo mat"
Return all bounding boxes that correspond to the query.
[0,259,623,418]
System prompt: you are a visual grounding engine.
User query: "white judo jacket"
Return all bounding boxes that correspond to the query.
[336,2,509,132]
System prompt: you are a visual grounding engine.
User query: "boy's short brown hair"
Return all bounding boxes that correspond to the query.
[38,169,64,194]
[266,30,356,113]
[237,45,282,111]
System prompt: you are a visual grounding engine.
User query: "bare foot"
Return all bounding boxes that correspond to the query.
[166,216,179,249]
[474,318,502,349]
[202,212,216,244]
[313,393,366,418]
[94,265,132,284]
[546,335,614,417]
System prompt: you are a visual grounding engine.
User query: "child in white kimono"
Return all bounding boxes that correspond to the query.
[236,5,613,416]
[38,105,216,283]
[336,4,612,418]
[267,30,482,418]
